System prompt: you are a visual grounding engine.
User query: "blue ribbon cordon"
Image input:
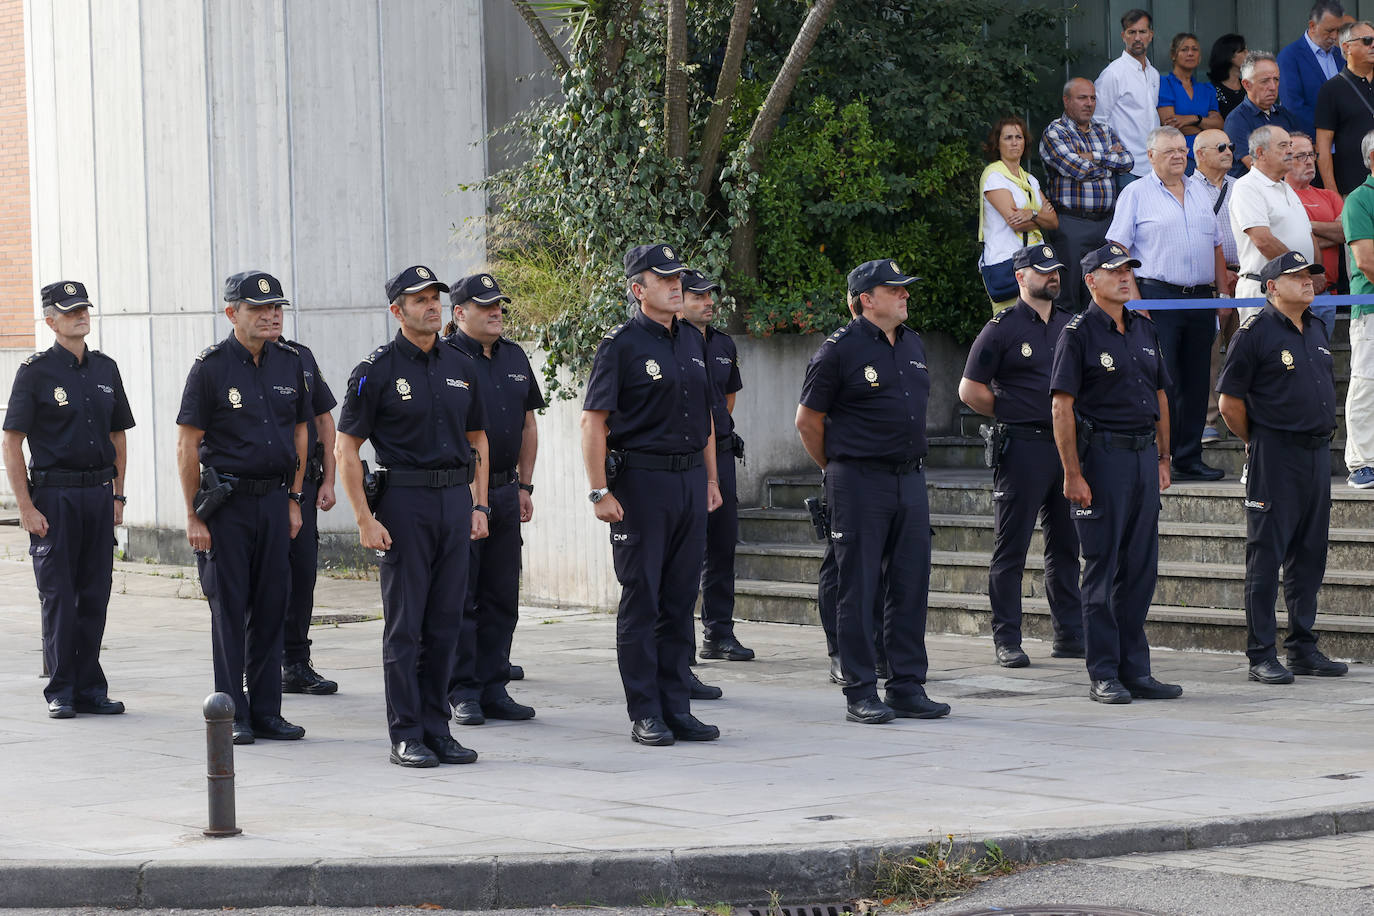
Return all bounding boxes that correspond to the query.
[1127,295,1374,310]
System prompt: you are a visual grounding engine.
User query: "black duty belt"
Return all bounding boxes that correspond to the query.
[622,451,703,472]
[852,456,924,475]
[1255,426,1333,450]
[388,465,475,487]
[1056,206,1113,221]
[999,423,1055,442]
[29,466,116,488]
[1088,430,1156,451]
[222,472,289,496]
[1138,278,1216,297]
[490,467,518,486]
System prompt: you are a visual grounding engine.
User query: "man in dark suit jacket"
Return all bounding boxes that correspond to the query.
[1278,1,1347,137]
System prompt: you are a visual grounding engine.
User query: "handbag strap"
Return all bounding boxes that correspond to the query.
[1213,179,1229,215]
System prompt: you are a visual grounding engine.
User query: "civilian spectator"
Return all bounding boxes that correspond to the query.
[1340,129,1374,488]
[1315,20,1374,195]
[1224,52,1301,176]
[1158,33,1223,169]
[1096,9,1160,182]
[1041,78,1135,312]
[1107,126,1228,481]
[1231,125,1323,321]
[979,117,1057,312]
[1209,34,1250,120]
[1190,130,1242,443]
[1277,2,1347,138]
[1286,131,1342,337]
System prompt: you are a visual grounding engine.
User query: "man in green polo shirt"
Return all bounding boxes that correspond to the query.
[1342,129,1374,488]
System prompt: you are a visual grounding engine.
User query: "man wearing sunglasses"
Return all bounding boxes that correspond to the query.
[1315,20,1374,195]
[1190,129,1243,443]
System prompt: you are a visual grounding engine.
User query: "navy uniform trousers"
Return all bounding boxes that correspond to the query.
[1073,439,1159,681]
[700,448,738,641]
[450,480,521,706]
[610,465,706,721]
[1243,428,1329,663]
[197,490,290,725]
[30,482,114,704]
[282,478,319,666]
[817,545,884,665]
[375,483,471,744]
[990,436,1083,648]
[825,460,930,700]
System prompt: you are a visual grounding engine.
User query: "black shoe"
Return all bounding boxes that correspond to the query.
[73,696,125,715]
[424,734,478,764]
[232,722,255,745]
[631,716,676,746]
[995,644,1029,668]
[828,656,852,687]
[282,660,338,695]
[251,714,305,740]
[508,664,525,680]
[1171,462,1225,482]
[1089,679,1132,704]
[1249,658,1295,685]
[875,660,891,680]
[47,699,75,719]
[689,670,723,700]
[1122,675,1183,699]
[664,712,720,741]
[390,739,439,768]
[1288,650,1348,677]
[700,635,755,661]
[452,699,485,725]
[1051,640,1086,659]
[845,696,896,724]
[482,696,536,720]
[886,689,951,719]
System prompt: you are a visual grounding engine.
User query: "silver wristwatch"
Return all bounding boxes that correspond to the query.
[588,487,610,503]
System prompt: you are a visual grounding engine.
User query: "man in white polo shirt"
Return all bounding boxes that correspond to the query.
[1230,124,1325,321]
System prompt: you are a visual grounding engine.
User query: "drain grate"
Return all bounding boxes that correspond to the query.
[736,905,853,916]
[940,907,1161,916]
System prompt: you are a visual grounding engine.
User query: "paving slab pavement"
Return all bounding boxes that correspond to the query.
[2,523,1374,906]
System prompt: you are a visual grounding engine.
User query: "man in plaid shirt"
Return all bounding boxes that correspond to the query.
[1040,78,1136,312]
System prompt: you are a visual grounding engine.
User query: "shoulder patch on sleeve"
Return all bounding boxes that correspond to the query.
[194,344,218,362]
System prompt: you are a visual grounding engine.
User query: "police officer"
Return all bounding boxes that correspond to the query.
[678,269,754,663]
[267,321,341,696]
[1217,250,1348,684]
[959,244,1085,667]
[3,281,134,718]
[582,243,723,746]
[335,265,490,767]
[795,259,951,724]
[176,271,310,744]
[1049,243,1182,704]
[442,273,543,726]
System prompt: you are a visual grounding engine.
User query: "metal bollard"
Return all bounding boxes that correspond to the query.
[203,692,242,837]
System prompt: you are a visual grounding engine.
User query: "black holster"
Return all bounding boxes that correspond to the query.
[978,423,1007,469]
[731,432,746,463]
[804,495,830,541]
[361,460,388,513]
[605,450,626,490]
[193,467,234,521]
[305,441,325,485]
[1076,415,1096,460]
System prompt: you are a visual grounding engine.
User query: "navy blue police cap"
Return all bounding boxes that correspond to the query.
[41,280,93,312]
[1080,243,1141,277]
[624,244,688,278]
[847,259,920,295]
[681,269,720,294]
[1013,243,1064,273]
[386,265,449,303]
[1258,250,1324,287]
[450,273,511,308]
[223,270,289,306]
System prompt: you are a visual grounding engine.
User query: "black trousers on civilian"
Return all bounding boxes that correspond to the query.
[1049,213,1110,313]
[1243,428,1330,663]
[30,483,114,704]
[989,437,1083,648]
[450,480,522,706]
[282,479,319,666]
[1139,284,1216,468]
[700,450,738,641]
[610,465,706,721]
[375,483,471,744]
[197,489,290,725]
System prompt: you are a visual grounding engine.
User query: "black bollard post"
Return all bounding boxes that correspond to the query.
[203,692,242,837]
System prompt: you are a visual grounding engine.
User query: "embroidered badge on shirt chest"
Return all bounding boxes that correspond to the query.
[227,387,242,409]
[645,359,662,380]
[1280,349,1295,370]
[1099,352,1115,371]
[396,378,413,400]
[53,387,68,407]
[1020,342,1032,358]
[863,365,879,387]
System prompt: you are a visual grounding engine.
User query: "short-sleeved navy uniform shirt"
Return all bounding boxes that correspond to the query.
[702,326,744,441]
[583,310,712,455]
[176,335,310,476]
[1049,304,1171,431]
[1216,304,1337,435]
[4,345,135,471]
[338,330,486,470]
[799,316,930,463]
[445,329,545,471]
[282,338,337,454]
[963,300,1073,426]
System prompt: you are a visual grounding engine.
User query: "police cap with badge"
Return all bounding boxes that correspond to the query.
[847,259,921,295]
[1013,244,1064,273]
[40,281,93,313]
[386,265,450,303]
[223,270,290,306]
[624,244,688,278]
[1080,243,1141,276]
[1259,250,1323,288]
[681,269,720,294]
[450,273,511,309]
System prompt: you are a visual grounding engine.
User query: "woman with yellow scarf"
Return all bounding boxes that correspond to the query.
[978,117,1058,312]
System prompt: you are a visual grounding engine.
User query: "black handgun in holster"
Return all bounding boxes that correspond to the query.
[305,442,325,485]
[804,495,830,541]
[192,467,234,521]
[978,423,1007,469]
[361,460,388,513]
[605,450,626,491]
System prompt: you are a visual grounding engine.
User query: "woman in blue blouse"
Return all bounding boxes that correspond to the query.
[1158,32,1223,171]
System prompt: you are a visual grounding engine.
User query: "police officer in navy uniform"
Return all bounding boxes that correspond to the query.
[582,243,724,746]
[795,259,951,724]
[335,265,491,767]
[269,322,341,697]
[1217,251,1348,684]
[442,273,544,726]
[176,271,310,744]
[3,281,134,718]
[960,244,1085,667]
[1049,244,1182,704]
[678,269,755,663]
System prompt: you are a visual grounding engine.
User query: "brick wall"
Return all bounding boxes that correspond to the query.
[0,0,31,348]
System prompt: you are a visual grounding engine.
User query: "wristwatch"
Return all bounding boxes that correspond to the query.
[518,482,534,494]
[588,487,610,503]
[474,504,492,515]
[112,494,127,504]
[287,491,305,505]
